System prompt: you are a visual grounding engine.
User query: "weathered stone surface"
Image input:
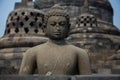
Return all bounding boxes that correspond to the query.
[111,67,120,74]
[0,75,120,80]
[116,60,120,65]
[35,0,113,23]
[97,68,111,74]
[76,75,120,80]
[0,75,71,80]
[14,0,33,9]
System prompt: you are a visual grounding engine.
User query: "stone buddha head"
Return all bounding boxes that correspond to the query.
[43,5,70,40]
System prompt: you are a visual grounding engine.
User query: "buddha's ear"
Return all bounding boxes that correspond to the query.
[68,23,71,30]
[42,23,47,33]
[69,23,71,27]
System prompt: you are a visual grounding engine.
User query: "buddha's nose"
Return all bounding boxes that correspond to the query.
[56,27,61,31]
[56,24,61,30]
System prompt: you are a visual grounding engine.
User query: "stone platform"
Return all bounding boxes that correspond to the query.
[0,75,120,80]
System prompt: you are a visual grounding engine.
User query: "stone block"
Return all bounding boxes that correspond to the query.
[37,75,72,80]
[0,75,120,80]
[76,75,120,80]
[0,75,72,80]
[97,68,111,74]
[14,3,23,9]
[111,68,120,74]
[102,64,112,69]
[115,60,120,65]
[113,65,120,69]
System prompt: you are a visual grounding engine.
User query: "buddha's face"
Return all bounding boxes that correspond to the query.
[45,16,70,40]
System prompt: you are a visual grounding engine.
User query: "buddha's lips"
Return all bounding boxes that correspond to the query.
[53,32,61,35]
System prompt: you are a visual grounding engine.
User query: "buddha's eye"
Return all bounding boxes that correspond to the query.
[50,22,56,26]
[59,22,66,26]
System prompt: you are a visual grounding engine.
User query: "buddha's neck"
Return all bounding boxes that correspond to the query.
[48,39,67,46]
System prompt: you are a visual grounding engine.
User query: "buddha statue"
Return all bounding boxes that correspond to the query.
[19,5,91,75]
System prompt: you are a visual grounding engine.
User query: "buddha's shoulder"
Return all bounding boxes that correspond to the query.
[26,43,48,52]
[67,44,86,53]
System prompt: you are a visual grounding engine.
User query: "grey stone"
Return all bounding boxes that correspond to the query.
[75,75,120,80]
[116,60,120,65]
[0,75,120,80]
[111,68,120,74]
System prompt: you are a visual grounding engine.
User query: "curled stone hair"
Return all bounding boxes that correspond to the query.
[43,4,70,28]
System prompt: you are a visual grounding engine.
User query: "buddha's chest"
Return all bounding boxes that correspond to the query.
[36,49,78,74]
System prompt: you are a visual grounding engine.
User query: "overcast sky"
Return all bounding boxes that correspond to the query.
[0,0,120,38]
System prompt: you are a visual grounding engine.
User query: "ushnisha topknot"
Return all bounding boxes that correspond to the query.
[43,4,70,27]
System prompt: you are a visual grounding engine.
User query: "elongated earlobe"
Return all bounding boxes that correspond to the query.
[69,23,71,28]
[42,23,46,32]
[68,23,71,30]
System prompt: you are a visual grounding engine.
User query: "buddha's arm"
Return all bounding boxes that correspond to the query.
[78,50,91,74]
[19,49,36,74]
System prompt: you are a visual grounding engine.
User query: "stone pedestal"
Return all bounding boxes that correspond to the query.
[0,75,120,80]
